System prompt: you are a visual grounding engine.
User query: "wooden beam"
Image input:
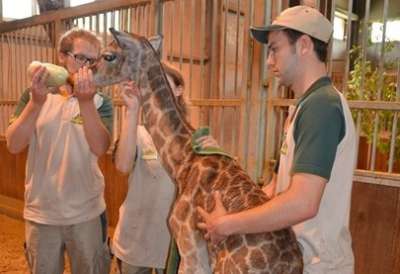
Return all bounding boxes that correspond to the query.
[0,100,18,105]
[0,0,150,33]
[270,98,295,107]
[166,54,209,65]
[0,194,24,220]
[0,0,3,23]
[354,169,400,188]
[265,158,400,188]
[270,98,400,111]
[244,0,268,179]
[209,0,222,99]
[190,98,243,107]
[348,100,400,111]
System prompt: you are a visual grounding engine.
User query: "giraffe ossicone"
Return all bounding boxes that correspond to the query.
[94,28,303,274]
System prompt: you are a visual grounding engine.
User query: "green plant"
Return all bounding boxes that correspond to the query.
[346,42,398,158]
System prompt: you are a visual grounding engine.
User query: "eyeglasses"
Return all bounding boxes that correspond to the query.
[66,52,97,66]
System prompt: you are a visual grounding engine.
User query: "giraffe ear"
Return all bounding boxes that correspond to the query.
[109,27,136,49]
[148,35,163,55]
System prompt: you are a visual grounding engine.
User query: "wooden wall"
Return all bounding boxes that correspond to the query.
[350,182,400,274]
[1,138,400,273]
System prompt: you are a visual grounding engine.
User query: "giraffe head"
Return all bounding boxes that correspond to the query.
[93,28,162,89]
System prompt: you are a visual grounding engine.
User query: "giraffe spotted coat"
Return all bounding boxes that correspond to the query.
[93,28,303,274]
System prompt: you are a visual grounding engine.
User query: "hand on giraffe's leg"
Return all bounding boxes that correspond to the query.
[197,192,229,245]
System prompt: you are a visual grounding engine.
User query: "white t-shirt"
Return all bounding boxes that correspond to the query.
[13,91,111,225]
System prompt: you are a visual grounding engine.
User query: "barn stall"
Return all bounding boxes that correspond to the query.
[0,0,399,273]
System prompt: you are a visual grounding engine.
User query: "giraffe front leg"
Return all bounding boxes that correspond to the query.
[176,229,212,274]
[169,201,212,274]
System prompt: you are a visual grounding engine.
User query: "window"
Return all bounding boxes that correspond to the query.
[333,16,345,40]
[2,0,36,20]
[1,0,96,21]
[70,0,94,7]
[74,10,120,33]
[371,21,400,43]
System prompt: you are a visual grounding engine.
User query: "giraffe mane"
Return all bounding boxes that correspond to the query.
[139,36,194,131]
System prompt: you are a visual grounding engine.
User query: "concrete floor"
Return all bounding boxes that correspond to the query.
[0,195,119,274]
[0,213,28,273]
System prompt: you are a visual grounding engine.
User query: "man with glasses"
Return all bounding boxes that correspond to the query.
[6,28,113,274]
[198,6,356,274]
[66,51,98,67]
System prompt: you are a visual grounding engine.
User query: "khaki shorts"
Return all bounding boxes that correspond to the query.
[24,212,111,274]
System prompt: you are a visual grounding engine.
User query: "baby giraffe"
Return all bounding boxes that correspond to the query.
[94,28,303,274]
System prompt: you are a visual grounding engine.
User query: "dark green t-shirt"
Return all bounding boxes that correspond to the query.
[291,77,345,180]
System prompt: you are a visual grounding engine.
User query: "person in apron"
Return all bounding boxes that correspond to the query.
[6,28,113,274]
[112,62,187,274]
[197,5,356,274]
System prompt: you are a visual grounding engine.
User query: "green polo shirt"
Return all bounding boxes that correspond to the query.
[291,77,345,180]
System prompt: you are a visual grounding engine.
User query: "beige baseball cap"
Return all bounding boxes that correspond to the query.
[250,5,333,44]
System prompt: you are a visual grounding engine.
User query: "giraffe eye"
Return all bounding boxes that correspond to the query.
[102,53,117,62]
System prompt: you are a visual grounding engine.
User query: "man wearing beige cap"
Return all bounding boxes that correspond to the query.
[198,5,356,274]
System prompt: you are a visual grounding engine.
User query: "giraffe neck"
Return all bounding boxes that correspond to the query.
[141,60,193,180]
